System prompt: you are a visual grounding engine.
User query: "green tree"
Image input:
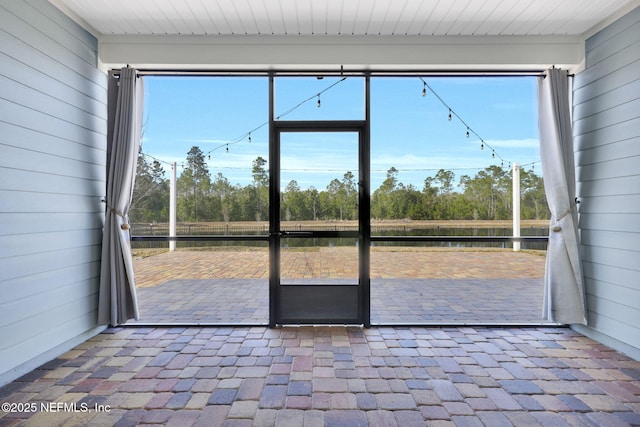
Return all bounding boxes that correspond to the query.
[211,172,234,222]
[251,156,269,221]
[372,167,399,219]
[130,153,169,223]
[520,167,549,219]
[462,166,511,220]
[304,186,320,221]
[431,169,456,219]
[341,171,358,220]
[177,146,211,221]
[283,180,302,221]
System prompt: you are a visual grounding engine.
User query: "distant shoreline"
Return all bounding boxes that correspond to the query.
[132,219,549,231]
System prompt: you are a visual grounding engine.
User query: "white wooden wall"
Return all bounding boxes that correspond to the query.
[0,0,107,384]
[573,6,640,356]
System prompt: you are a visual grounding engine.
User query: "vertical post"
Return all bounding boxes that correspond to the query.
[268,73,278,327]
[512,162,521,252]
[169,162,177,251]
[361,73,371,328]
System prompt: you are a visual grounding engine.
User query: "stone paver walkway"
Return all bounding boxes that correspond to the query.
[1,326,638,426]
[132,249,546,325]
[133,248,545,286]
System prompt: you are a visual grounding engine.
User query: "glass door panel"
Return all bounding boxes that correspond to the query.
[273,128,365,324]
[280,131,359,285]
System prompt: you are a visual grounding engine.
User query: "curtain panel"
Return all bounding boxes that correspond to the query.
[538,68,587,325]
[98,67,144,326]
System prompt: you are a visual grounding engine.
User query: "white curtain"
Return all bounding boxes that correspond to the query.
[538,68,587,325]
[98,67,144,326]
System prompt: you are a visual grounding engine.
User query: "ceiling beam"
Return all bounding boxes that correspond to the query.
[99,34,585,72]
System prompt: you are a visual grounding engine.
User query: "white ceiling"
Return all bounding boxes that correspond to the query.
[53,0,639,37]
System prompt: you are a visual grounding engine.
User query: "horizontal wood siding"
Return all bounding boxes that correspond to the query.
[573,6,640,352]
[0,0,106,381]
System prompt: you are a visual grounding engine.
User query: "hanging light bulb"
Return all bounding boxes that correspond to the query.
[422,82,427,97]
[480,141,484,150]
[248,133,252,143]
[317,95,321,108]
[208,154,211,160]
[448,109,452,121]
[466,128,470,138]
[226,144,229,153]
[492,151,495,158]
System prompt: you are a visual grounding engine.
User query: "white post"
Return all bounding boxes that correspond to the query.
[512,162,521,252]
[169,162,177,252]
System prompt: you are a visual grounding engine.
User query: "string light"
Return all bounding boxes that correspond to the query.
[142,76,542,177]
[139,151,173,167]
[275,77,346,120]
[203,77,347,161]
[418,76,519,170]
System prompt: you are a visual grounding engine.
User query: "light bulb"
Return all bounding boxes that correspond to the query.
[448,109,452,121]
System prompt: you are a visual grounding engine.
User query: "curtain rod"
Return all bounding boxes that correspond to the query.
[111,68,549,78]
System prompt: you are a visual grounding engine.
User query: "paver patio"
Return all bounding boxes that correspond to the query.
[132,248,547,325]
[1,326,638,426]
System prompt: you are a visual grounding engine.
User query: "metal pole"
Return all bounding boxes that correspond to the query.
[513,162,521,252]
[169,162,177,251]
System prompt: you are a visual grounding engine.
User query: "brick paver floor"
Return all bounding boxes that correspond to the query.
[132,249,546,324]
[1,326,638,426]
[133,248,545,285]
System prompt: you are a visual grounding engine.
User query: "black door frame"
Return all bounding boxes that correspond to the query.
[268,74,371,327]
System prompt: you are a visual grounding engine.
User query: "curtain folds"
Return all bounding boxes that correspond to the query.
[98,67,144,326]
[538,68,587,325]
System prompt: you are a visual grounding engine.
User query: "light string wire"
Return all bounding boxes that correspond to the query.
[203,76,348,160]
[140,76,540,172]
[418,76,540,170]
[139,77,347,168]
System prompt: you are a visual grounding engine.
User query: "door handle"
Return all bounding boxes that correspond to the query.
[280,231,314,236]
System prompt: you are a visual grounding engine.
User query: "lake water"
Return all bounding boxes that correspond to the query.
[132,224,548,251]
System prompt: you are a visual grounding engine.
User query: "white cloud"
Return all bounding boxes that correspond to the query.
[371,153,490,171]
[483,138,539,149]
[183,138,237,145]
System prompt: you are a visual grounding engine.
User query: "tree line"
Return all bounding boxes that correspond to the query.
[130,146,549,223]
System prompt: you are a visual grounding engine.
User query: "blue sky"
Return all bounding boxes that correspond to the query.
[142,75,540,190]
